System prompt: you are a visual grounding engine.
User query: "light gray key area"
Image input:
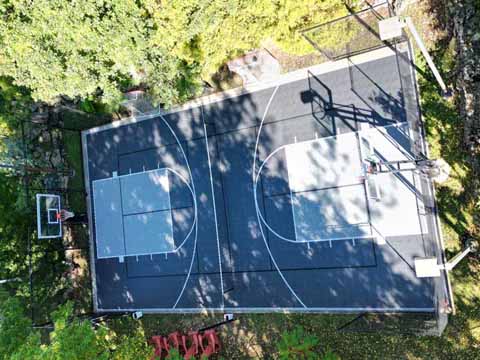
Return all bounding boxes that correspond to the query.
[285,132,362,192]
[121,169,171,215]
[124,211,174,255]
[93,168,175,258]
[93,179,125,258]
[292,184,371,241]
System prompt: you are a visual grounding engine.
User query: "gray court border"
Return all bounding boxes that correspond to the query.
[403,41,454,312]
[81,42,451,313]
[96,306,435,314]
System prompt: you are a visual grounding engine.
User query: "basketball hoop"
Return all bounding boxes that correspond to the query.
[364,155,380,175]
[60,209,75,222]
[36,194,62,239]
[418,158,451,183]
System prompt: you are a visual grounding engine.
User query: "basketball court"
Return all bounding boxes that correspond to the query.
[82,44,451,313]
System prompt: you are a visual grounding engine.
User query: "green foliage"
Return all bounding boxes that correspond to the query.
[0,299,158,359]
[10,333,43,360]
[276,326,320,360]
[165,348,183,360]
[0,77,32,128]
[152,0,353,79]
[0,1,356,107]
[43,302,110,360]
[0,1,184,107]
[0,295,33,359]
[0,172,31,295]
[110,328,152,360]
[0,78,32,177]
[5,302,111,360]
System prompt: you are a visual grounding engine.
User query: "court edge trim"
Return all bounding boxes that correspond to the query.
[405,41,454,312]
[95,307,435,314]
[81,131,99,312]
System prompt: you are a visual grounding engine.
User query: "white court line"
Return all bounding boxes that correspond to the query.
[252,85,307,308]
[285,149,299,242]
[158,114,199,310]
[93,166,177,183]
[165,169,175,254]
[202,117,224,309]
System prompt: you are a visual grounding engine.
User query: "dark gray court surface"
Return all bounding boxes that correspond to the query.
[82,44,452,313]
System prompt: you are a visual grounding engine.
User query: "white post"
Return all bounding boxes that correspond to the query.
[0,278,21,284]
[443,246,473,271]
[402,17,449,96]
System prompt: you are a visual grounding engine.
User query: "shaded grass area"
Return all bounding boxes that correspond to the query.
[59,111,112,316]
[28,110,113,321]
[105,309,479,359]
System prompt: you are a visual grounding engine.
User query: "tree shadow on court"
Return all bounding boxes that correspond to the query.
[85,46,460,356]
[109,60,425,310]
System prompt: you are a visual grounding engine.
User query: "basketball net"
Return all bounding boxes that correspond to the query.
[59,209,75,222]
[419,158,451,184]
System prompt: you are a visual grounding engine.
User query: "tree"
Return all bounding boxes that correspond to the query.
[0,299,156,359]
[0,1,185,107]
[150,0,354,79]
[0,1,356,107]
[0,295,33,359]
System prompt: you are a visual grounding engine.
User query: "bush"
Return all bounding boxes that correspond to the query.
[276,326,320,360]
[0,1,357,107]
[0,296,33,359]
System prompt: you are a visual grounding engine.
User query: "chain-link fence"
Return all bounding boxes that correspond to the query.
[301,2,400,60]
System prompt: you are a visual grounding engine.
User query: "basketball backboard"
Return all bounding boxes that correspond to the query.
[36,194,62,239]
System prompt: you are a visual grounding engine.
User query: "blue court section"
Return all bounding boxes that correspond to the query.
[123,211,174,255]
[84,45,447,312]
[93,169,181,258]
[92,179,125,258]
[292,186,371,240]
[121,170,171,215]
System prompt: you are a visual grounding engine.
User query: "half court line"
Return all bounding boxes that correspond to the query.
[202,107,225,309]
